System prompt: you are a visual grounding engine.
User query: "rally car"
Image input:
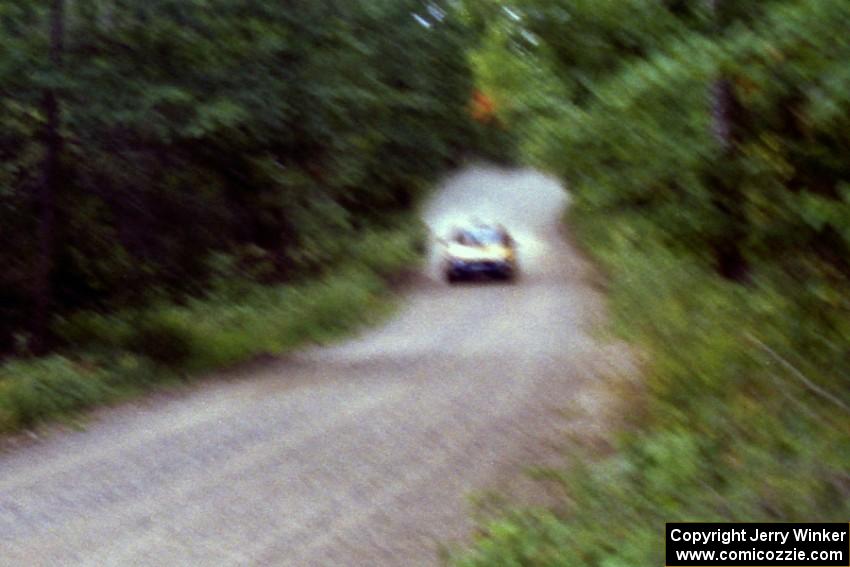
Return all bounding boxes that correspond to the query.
[439,223,518,283]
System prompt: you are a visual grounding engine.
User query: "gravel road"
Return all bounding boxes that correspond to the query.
[0,166,627,566]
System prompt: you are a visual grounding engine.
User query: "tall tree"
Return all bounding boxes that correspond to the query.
[32,0,65,354]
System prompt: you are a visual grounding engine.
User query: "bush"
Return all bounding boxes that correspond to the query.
[351,229,423,278]
[451,206,850,566]
[0,357,110,430]
[288,268,385,343]
[127,311,196,368]
[53,311,135,351]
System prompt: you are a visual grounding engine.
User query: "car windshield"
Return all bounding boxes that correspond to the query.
[454,227,504,246]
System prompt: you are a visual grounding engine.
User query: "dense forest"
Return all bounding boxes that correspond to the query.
[0,0,508,357]
[455,0,850,564]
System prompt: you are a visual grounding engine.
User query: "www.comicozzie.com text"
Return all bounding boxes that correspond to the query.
[669,527,848,546]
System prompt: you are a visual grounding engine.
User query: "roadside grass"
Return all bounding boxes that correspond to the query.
[0,219,426,434]
[449,206,850,566]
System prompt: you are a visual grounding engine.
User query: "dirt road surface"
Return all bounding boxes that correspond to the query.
[0,166,627,566]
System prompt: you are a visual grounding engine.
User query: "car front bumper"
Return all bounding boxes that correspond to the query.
[448,260,514,278]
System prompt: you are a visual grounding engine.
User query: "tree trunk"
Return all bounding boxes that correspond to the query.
[32,0,65,354]
[707,0,749,282]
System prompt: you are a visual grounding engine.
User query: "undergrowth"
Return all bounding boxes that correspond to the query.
[0,218,426,433]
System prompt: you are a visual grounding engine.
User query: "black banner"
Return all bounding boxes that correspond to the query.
[666,523,849,566]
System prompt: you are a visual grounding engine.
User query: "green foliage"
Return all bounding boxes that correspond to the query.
[0,0,497,354]
[0,221,423,432]
[520,0,850,274]
[350,220,428,278]
[454,1,850,564]
[127,312,196,368]
[53,312,135,351]
[453,208,850,566]
[467,16,567,164]
[0,357,111,429]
